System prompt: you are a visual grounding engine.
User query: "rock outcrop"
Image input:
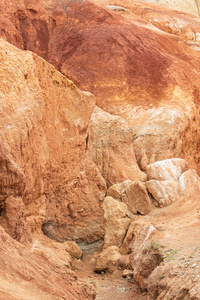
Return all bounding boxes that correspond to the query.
[89,106,146,187]
[103,196,131,248]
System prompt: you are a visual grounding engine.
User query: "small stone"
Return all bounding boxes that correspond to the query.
[122,269,133,278]
[192,264,197,268]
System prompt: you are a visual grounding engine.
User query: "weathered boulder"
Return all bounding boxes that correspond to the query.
[107,180,132,200]
[146,158,189,181]
[179,169,200,196]
[120,221,161,255]
[94,245,121,273]
[122,181,152,215]
[146,180,180,207]
[133,243,163,291]
[121,221,162,289]
[103,196,131,248]
[62,241,83,259]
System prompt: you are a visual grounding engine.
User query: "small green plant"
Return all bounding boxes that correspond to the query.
[152,241,165,254]
[64,264,70,268]
[165,248,179,261]
[189,249,196,257]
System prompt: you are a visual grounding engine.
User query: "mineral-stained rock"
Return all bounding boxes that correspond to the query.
[146,158,189,181]
[94,245,121,273]
[62,241,83,259]
[122,181,152,215]
[146,180,180,207]
[97,0,200,46]
[103,196,131,248]
[107,180,132,200]
[49,1,200,114]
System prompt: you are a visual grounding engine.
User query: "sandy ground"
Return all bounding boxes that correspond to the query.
[73,254,147,300]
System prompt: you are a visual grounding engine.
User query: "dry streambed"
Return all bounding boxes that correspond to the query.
[74,253,147,300]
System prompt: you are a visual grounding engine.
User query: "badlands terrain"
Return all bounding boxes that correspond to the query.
[1,0,200,299]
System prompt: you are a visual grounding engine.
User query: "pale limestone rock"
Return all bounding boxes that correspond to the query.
[147,158,189,181]
[179,169,200,196]
[62,241,83,259]
[94,245,121,273]
[103,196,131,248]
[107,180,132,200]
[146,180,179,207]
[122,181,152,215]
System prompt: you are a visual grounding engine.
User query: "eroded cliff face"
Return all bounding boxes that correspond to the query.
[0,36,108,244]
[1,0,200,299]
